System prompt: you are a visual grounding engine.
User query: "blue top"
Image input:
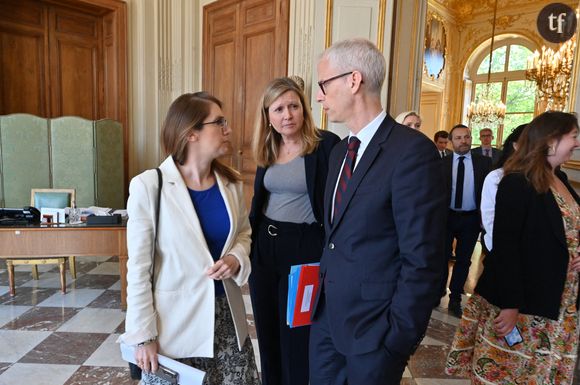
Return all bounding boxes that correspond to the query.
[188,183,230,297]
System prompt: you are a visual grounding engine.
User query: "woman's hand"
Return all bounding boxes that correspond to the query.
[135,340,159,373]
[206,254,240,280]
[494,308,519,337]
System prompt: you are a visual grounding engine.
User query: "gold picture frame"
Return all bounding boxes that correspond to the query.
[424,12,447,80]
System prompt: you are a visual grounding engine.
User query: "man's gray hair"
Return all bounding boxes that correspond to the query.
[321,38,386,95]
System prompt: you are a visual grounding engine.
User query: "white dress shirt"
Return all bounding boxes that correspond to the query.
[480,168,504,250]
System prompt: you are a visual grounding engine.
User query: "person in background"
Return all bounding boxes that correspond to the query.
[310,37,446,385]
[446,111,580,384]
[120,92,259,385]
[249,77,340,385]
[395,110,422,130]
[480,123,527,253]
[442,124,491,318]
[472,128,502,165]
[434,130,452,158]
[288,75,305,91]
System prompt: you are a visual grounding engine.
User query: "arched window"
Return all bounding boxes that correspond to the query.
[467,40,536,146]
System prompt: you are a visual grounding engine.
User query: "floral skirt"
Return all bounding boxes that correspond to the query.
[445,294,578,385]
[143,295,261,385]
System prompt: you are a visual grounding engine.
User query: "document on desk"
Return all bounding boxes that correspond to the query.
[120,343,205,385]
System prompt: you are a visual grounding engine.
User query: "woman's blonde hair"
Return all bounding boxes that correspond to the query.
[252,77,320,167]
[161,92,241,183]
[503,111,578,193]
[395,110,421,125]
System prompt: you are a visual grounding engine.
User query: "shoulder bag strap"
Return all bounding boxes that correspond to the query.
[151,168,162,292]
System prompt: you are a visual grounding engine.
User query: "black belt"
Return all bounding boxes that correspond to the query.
[261,216,322,237]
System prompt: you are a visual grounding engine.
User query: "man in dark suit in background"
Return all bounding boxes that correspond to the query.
[309,37,447,385]
[472,127,502,165]
[442,124,491,317]
[434,130,452,158]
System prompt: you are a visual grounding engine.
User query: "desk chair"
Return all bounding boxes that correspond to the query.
[5,188,76,296]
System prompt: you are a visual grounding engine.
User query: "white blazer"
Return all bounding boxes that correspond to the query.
[119,156,252,359]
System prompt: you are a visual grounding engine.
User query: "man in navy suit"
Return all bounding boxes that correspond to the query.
[309,38,447,385]
[471,127,502,165]
[434,130,452,158]
[442,124,491,317]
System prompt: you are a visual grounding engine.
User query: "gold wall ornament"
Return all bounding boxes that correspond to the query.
[466,0,506,127]
[525,38,576,111]
[495,14,520,29]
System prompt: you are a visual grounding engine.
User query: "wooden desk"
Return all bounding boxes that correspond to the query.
[0,225,128,309]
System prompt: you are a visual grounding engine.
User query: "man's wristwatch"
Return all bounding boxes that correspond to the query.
[137,336,157,347]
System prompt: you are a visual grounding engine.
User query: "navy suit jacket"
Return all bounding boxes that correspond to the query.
[439,148,452,158]
[312,115,447,359]
[249,129,340,234]
[471,146,502,166]
[442,152,491,211]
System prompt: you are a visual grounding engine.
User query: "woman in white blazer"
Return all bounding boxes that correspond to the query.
[119,92,260,384]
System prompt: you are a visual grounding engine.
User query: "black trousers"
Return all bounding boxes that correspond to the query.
[443,210,481,301]
[249,216,324,385]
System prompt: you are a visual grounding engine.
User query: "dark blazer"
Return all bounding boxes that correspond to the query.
[312,115,447,359]
[472,146,502,166]
[443,152,492,210]
[476,171,580,320]
[441,148,452,158]
[249,129,340,232]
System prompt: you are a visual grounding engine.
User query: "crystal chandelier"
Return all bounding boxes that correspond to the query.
[525,38,576,111]
[466,0,506,126]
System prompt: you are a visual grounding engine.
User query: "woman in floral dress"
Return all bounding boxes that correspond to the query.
[446,111,580,384]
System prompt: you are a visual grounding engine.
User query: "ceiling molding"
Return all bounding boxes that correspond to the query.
[430,0,579,28]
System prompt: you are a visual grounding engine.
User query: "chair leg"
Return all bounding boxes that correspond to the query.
[59,260,67,294]
[7,261,15,296]
[69,256,77,279]
[31,265,39,280]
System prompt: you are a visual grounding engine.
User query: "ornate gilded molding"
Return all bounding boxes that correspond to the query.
[568,10,580,111]
[324,0,333,49]
[495,14,521,29]
[377,0,387,52]
[320,0,333,130]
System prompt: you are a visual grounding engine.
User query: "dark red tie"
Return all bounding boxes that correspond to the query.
[333,136,361,220]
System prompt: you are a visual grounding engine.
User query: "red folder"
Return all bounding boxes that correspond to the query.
[289,264,320,328]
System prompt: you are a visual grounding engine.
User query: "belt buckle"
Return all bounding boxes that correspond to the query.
[267,224,278,236]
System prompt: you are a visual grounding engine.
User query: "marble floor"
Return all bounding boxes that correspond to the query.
[0,252,577,385]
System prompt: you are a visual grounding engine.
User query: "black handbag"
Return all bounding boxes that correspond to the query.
[129,167,162,380]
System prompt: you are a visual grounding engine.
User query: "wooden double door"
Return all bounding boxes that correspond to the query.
[0,0,127,176]
[203,0,290,202]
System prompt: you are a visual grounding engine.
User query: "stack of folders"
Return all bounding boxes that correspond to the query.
[286,263,320,328]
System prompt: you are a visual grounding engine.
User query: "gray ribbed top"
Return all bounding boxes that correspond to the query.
[263,156,315,224]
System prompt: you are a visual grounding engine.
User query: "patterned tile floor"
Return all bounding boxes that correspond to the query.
[0,255,577,385]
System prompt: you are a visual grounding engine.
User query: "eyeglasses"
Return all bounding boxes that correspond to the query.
[317,71,353,95]
[199,117,228,133]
